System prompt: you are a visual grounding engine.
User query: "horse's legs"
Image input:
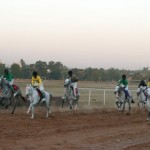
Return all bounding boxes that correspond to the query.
[128,101,131,113]
[27,99,39,119]
[122,100,125,112]
[62,99,64,108]
[70,99,73,109]
[30,105,35,119]
[45,94,51,118]
[74,99,78,110]
[27,103,32,114]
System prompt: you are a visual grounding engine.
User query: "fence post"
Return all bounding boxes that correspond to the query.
[104,90,106,105]
[88,89,91,105]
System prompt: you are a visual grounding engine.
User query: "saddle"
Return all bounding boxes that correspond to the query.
[36,88,45,99]
[12,84,19,91]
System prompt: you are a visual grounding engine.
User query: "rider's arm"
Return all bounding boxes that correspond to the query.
[32,76,42,87]
[71,75,78,82]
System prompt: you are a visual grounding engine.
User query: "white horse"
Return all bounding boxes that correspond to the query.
[146,88,150,121]
[25,85,51,119]
[137,86,147,108]
[62,78,79,110]
[114,84,132,113]
[0,77,26,113]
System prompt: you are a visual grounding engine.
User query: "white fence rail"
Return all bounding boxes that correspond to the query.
[79,88,137,106]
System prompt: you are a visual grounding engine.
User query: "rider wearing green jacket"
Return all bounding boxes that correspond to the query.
[2,68,17,96]
[3,69,14,82]
[118,74,134,103]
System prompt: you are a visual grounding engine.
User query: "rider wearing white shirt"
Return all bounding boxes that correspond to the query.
[67,70,78,100]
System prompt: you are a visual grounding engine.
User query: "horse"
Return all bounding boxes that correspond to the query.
[0,77,26,113]
[62,78,79,110]
[25,85,51,119]
[137,86,147,109]
[146,88,150,121]
[114,84,132,113]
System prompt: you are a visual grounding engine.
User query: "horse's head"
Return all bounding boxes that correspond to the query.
[114,84,124,94]
[64,78,71,87]
[137,86,147,96]
[25,85,32,98]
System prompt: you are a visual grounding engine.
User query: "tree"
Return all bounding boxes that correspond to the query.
[0,63,5,76]
[11,63,21,78]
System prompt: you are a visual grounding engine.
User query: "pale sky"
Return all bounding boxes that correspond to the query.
[0,0,150,70]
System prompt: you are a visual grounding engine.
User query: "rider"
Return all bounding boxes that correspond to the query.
[147,78,150,88]
[138,80,147,88]
[31,71,45,102]
[117,74,134,103]
[2,68,17,97]
[68,70,79,99]
[138,80,147,101]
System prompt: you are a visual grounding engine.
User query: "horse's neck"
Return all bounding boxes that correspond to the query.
[118,88,125,97]
[66,85,73,95]
[31,87,37,94]
[1,82,12,97]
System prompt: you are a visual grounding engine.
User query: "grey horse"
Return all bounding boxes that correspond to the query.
[0,77,26,113]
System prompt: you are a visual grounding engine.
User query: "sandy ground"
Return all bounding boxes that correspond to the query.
[0,106,150,150]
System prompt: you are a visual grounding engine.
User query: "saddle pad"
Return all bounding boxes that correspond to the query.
[12,84,19,91]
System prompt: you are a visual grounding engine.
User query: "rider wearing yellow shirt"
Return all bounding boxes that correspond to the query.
[147,78,150,88]
[32,71,45,102]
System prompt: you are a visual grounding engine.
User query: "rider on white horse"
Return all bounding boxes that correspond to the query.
[137,80,147,101]
[1,68,17,97]
[63,70,79,100]
[31,71,45,102]
[117,74,134,103]
[68,70,79,100]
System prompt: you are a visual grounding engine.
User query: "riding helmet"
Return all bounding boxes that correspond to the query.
[4,68,9,74]
[122,74,126,79]
[32,71,38,77]
[68,70,73,76]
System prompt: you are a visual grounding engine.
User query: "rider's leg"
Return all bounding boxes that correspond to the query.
[62,88,67,99]
[8,83,17,97]
[41,91,46,103]
[71,82,77,99]
[125,89,134,103]
[36,88,45,102]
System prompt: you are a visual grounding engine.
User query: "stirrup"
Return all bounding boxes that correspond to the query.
[14,92,17,97]
[62,96,66,100]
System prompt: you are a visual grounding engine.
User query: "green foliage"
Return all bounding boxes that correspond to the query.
[0,63,5,76]
[0,59,149,81]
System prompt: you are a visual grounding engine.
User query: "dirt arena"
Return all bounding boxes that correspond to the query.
[0,105,150,150]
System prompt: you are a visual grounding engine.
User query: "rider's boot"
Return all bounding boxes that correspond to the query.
[41,98,45,104]
[14,92,17,97]
[73,94,77,100]
[131,99,135,103]
[62,96,66,100]
[40,92,45,103]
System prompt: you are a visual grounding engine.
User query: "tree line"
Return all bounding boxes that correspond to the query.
[0,59,149,81]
